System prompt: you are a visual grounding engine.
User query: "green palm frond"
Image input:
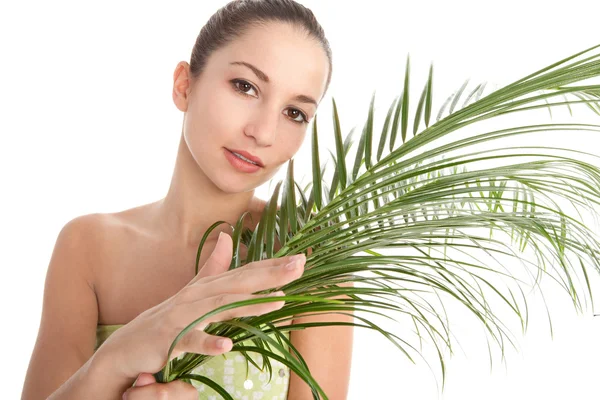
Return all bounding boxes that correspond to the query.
[156,43,600,399]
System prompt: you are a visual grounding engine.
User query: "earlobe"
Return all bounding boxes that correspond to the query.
[172,61,191,112]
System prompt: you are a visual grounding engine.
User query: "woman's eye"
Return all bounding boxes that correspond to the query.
[232,79,307,124]
[231,79,258,97]
[285,108,308,124]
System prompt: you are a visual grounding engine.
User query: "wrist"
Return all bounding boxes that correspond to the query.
[93,335,140,380]
[87,348,138,395]
[46,351,137,400]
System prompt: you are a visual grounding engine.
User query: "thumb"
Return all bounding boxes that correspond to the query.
[133,372,156,387]
[191,232,233,282]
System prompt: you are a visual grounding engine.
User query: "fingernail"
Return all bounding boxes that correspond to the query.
[217,338,229,349]
[122,392,129,400]
[286,260,300,270]
[218,232,224,241]
[290,254,305,262]
[269,290,285,296]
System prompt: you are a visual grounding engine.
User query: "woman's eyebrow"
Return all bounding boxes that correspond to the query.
[229,60,318,107]
[230,61,270,83]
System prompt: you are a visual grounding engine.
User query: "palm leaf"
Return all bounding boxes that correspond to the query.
[377,96,399,161]
[231,212,251,269]
[195,220,228,275]
[389,92,403,152]
[155,43,600,399]
[312,114,323,211]
[331,98,347,191]
[282,159,297,240]
[265,181,283,259]
[425,63,434,127]
[401,55,411,144]
[352,120,368,181]
[328,126,357,200]
[364,91,376,170]
[413,79,428,136]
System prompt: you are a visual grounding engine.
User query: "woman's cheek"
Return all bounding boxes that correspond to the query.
[280,128,305,153]
[202,87,239,122]
[287,138,304,159]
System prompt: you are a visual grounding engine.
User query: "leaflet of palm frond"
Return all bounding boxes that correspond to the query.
[401,55,411,144]
[377,96,398,162]
[364,91,376,170]
[231,211,251,269]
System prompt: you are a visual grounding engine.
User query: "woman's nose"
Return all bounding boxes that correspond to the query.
[244,110,279,147]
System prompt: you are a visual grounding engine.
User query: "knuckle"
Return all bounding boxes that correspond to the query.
[214,293,229,309]
[157,309,180,338]
[179,330,191,348]
[233,267,248,281]
[173,286,194,305]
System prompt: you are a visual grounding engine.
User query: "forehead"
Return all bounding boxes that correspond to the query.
[209,21,329,102]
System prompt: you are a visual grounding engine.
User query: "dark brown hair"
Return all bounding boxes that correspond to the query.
[189,0,333,98]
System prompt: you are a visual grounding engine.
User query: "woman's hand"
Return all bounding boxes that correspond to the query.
[121,372,196,400]
[95,231,306,382]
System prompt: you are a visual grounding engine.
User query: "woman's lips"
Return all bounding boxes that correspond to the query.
[227,148,264,167]
[223,148,262,173]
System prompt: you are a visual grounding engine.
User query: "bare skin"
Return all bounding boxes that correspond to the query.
[89,19,329,332]
[94,198,296,400]
[22,20,352,400]
[93,196,287,328]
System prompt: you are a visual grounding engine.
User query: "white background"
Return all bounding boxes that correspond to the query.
[2,0,600,399]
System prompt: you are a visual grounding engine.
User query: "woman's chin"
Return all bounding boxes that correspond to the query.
[212,174,263,195]
[205,161,278,195]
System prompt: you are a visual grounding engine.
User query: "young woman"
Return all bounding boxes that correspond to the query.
[20,1,354,399]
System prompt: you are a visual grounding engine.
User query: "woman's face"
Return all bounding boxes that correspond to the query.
[174,21,330,194]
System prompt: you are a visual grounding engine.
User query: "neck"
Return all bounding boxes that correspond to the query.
[153,133,259,249]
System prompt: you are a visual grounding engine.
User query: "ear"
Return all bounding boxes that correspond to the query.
[172,61,192,112]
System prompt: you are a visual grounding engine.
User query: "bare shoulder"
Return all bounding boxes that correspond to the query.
[56,213,110,263]
[58,212,120,256]
[59,212,112,244]
[63,202,157,244]
[56,207,149,281]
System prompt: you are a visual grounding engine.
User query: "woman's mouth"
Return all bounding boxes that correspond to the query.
[231,151,259,165]
[224,148,263,173]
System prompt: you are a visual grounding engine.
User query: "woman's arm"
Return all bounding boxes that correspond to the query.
[21,215,185,400]
[46,351,136,400]
[21,215,138,400]
[286,281,355,400]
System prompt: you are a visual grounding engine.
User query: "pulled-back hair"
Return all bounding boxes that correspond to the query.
[189,0,333,95]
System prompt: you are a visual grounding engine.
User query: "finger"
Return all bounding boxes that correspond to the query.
[197,255,305,299]
[177,291,287,331]
[190,232,233,283]
[123,379,198,400]
[238,252,306,270]
[197,252,306,288]
[172,327,234,357]
[133,372,156,387]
